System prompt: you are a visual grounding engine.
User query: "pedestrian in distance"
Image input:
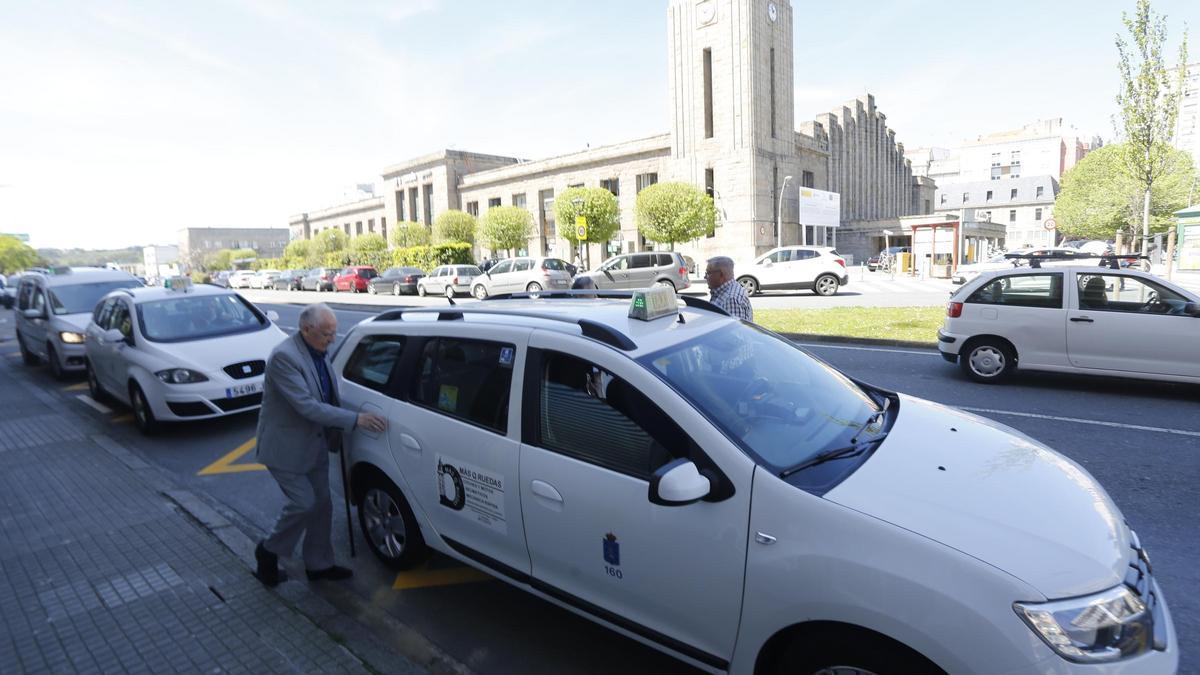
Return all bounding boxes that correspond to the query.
[253,303,387,587]
[705,256,754,321]
[480,256,491,272]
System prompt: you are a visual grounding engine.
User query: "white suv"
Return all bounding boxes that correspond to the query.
[735,246,848,296]
[333,288,1176,674]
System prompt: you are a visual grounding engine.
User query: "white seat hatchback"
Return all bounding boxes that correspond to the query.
[334,287,1176,674]
[940,265,1199,384]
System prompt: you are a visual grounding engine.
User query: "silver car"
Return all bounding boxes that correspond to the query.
[579,251,692,291]
[418,264,482,298]
[471,257,572,299]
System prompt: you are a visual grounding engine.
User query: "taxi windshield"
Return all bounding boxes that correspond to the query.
[137,294,266,342]
[640,323,883,476]
[48,280,142,315]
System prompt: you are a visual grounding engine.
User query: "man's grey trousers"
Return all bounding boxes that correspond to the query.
[262,459,334,571]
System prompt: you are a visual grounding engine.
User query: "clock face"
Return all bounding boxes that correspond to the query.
[768,2,777,22]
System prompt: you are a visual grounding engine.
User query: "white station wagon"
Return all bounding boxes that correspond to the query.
[939,265,1199,384]
[335,288,1175,674]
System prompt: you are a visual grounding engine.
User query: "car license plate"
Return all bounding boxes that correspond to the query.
[552,279,568,287]
[226,382,262,398]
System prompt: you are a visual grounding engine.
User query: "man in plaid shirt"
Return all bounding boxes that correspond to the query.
[705,256,754,321]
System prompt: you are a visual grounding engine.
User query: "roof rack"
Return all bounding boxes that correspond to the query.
[1003,251,1148,270]
[372,307,638,351]
[482,289,731,317]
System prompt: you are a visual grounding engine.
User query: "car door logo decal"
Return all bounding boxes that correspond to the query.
[498,347,514,367]
[437,455,507,534]
[603,532,620,566]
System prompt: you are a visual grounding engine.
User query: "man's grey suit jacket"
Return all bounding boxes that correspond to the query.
[255,332,358,474]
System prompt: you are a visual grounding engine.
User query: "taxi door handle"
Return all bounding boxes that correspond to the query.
[400,433,421,455]
[530,480,563,504]
[755,532,777,545]
[1070,316,1094,323]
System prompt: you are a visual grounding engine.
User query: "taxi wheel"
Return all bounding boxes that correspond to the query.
[473,284,488,300]
[86,360,109,403]
[47,343,67,381]
[813,274,840,297]
[129,383,160,435]
[774,627,939,675]
[18,334,39,366]
[416,284,425,297]
[737,276,759,295]
[961,338,1015,384]
[358,477,427,570]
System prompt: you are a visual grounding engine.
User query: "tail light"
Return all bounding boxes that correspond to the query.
[405,275,414,282]
[947,301,963,318]
[452,276,459,285]
[678,266,688,277]
[835,258,846,268]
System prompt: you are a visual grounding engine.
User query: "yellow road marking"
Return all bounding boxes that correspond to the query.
[392,562,492,590]
[62,382,89,392]
[197,438,266,476]
[110,414,134,424]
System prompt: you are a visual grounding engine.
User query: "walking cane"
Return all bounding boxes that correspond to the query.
[337,439,356,558]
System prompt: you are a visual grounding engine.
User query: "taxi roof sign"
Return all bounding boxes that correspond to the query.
[164,276,193,292]
[628,285,678,321]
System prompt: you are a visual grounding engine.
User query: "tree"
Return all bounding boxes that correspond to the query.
[0,235,40,273]
[313,228,348,256]
[230,248,258,268]
[635,182,716,250]
[554,187,620,256]
[206,248,234,271]
[1115,0,1189,251]
[282,239,312,269]
[480,206,534,256]
[350,232,387,254]
[433,210,478,244]
[1056,143,1195,241]
[390,221,431,248]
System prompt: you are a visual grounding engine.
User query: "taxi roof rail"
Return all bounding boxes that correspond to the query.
[372,306,637,351]
[1003,252,1149,270]
[483,289,731,317]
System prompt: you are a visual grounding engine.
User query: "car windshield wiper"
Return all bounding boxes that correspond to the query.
[779,443,868,478]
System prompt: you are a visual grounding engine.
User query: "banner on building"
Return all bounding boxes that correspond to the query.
[798,188,840,228]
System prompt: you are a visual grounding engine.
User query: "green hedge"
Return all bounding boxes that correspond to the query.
[391,243,474,271]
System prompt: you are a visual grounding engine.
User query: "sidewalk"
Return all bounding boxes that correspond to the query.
[0,335,424,673]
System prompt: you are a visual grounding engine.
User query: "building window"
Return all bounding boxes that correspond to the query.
[466,201,479,217]
[991,167,1002,180]
[368,218,375,233]
[985,190,993,201]
[396,190,405,221]
[344,224,351,235]
[1010,150,1021,165]
[991,152,1001,167]
[636,173,658,193]
[769,47,776,139]
[488,197,502,208]
[1035,207,1043,220]
[923,199,931,214]
[702,48,714,139]
[423,184,434,225]
[512,193,526,209]
[962,192,969,203]
[940,194,947,205]
[408,187,418,224]
[600,178,619,196]
[1010,188,1018,199]
[381,217,387,241]
[356,221,363,235]
[801,170,815,188]
[706,168,716,238]
[1036,185,1044,198]
[538,188,555,243]
[1009,209,1017,222]
[568,182,584,189]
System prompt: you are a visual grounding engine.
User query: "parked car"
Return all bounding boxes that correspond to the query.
[334,266,378,293]
[14,267,143,379]
[417,264,483,298]
[336,287,1177,674]
[951,247,1079,285]
[735,246,848,296]
[211,271,233,288]
[272,269,306,291]
[302,267,340,292]
[470,257,572,299]
[248,269,280,289]
[0,274,12,309]
[576,252,692,291]
[85,278,286,434]
[228,270,257,289]
[866,246,910,272]
[940,265,1199,384]
[368,267,425,295]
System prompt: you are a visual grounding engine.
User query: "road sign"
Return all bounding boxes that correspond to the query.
[575,215,588,241]
[1044,218,1056,231]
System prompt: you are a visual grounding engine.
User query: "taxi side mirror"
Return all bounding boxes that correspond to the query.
[649,459,710,506]
[1185,302,1200,318]
[101,328,126,345]
[23,308,45,320]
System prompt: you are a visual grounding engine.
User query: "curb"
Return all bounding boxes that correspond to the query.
[780,332,938,350]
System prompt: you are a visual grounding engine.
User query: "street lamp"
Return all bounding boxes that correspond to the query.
[776,175,793,248]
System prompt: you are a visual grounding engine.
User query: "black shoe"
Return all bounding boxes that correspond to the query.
[306,565,353,581]
[254,541,287,587]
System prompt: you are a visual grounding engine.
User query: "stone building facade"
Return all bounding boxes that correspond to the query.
[288,0,931,267]
[178,227,289,271]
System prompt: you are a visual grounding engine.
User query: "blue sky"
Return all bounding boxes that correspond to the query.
[1,0,1194,249]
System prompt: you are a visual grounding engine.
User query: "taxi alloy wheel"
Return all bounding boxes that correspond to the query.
[473,284,488,300]
[86,360,108,403]
[47,343,67,381]
[962,339,1014,384]
[17,334,39,366]
[358,478,427,569]
[738,276,759,295]
[130,383,160,435]
[813,274,840,297]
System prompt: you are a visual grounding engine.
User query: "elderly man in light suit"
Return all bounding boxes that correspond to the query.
[254,303,387,587]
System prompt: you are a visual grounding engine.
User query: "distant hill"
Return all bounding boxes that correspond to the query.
[37,247,143,267]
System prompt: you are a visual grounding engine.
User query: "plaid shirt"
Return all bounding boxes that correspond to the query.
[709,279,754,321]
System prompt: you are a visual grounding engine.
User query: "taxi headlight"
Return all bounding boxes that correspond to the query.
[59,331,86,344]
[156,368,209,384]
[1015,584,1152,663]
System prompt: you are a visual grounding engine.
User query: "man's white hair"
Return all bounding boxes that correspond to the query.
[298,303,336,329]
[707,256,735,276]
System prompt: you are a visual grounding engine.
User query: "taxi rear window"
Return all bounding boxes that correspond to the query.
[966,273,1063,309]
[411,338,514,434]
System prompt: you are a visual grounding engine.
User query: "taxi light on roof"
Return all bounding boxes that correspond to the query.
[629,285,678,321]
[164,276,193,292]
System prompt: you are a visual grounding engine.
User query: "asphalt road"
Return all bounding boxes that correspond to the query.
[18,302,1198,674]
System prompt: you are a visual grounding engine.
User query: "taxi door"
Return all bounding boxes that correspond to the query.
[519,330,753,669]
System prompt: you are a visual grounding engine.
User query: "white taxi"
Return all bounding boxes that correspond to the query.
[334,287,1175,674]
[84,278,287,433]
[940,265,1199,384]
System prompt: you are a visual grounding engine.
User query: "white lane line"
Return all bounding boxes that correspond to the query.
[959,406,1200,439]
[796,342,938,357]
[76,394,113,414]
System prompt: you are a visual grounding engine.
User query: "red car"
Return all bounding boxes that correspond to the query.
[334,266,378,293]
